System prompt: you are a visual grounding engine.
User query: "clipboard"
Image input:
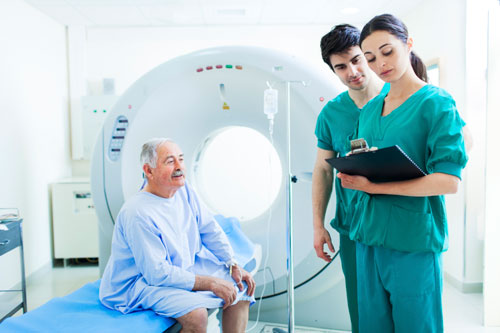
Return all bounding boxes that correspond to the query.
[326,145,426,182]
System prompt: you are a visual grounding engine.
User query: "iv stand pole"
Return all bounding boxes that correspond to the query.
[285,80,295,333]
[284,80,308,333]
[265,78,307,333]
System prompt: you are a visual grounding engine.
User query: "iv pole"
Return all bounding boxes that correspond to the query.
[265,77,308,333]
[284,80,308,333]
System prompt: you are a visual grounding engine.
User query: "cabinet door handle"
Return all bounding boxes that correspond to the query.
[0,239,10,246]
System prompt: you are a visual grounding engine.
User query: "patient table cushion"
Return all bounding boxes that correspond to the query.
[214,214,255,267]
[0,280,175,332]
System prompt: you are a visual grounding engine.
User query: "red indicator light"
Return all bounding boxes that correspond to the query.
[319,97,325,102]
[196,68,203,72]
[128,105,132,109]
[206,66,213,70]
[216,65,223,69]
[235,65,242,70]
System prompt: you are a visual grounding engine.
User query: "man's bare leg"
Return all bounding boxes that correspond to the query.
[222,301,250,333]
[176,308,208,333]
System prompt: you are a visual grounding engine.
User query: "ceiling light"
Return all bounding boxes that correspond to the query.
[341,7,360,15]
[217,9,246,16]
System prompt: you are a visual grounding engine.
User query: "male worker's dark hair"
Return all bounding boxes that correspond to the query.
[320,24,360,71]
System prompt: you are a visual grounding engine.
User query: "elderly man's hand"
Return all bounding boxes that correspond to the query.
[231,265,255,297]
[210,277,237,309]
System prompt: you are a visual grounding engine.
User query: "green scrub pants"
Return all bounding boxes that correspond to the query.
[339,234,359,333]
[356,242,443,333]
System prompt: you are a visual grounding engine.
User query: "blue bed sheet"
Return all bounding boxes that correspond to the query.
[0,280,175,333]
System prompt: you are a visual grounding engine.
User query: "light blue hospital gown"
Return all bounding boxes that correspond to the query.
[99,183,255,318]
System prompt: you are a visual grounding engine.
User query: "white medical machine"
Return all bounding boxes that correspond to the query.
[91,46,350,330]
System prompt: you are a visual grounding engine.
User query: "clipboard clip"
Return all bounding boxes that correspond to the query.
[350,138,370,154]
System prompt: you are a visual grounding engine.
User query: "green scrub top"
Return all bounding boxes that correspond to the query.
[350,84,468,253]
[315,83,390,235]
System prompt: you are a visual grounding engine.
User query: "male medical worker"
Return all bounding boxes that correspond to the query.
[99,138,255,333]
[312,24,388,333]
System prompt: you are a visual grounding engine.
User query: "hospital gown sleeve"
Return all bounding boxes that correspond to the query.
[187,186,234,264]
[124,216,196,290]
[425,94,468,179]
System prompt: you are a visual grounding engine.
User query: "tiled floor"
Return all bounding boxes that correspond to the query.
[23,263,100,312]
[9,264,500,332]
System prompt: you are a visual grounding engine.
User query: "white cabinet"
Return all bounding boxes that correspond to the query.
[51,178,98,259]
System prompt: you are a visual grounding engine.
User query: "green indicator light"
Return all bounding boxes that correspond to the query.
[225,64,233,69]
[103,109,107,113]
[93,110,97,113]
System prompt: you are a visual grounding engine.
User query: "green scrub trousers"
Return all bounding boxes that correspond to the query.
[340,234,359,333]
[356,242,443,333]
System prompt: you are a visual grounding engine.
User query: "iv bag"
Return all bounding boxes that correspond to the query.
[263,88,278,119]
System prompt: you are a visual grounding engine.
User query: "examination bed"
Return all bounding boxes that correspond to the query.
[0,215,259,332]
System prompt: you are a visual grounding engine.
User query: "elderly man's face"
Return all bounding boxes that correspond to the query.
[150,141,186,193]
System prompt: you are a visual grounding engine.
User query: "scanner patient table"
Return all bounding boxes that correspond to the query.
[0,215,258,332]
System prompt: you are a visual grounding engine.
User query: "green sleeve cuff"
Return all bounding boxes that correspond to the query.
[433,162,463,180]
[317,139,332,150]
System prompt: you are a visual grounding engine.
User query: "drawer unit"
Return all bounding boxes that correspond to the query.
[0,219,27,322]
[0,223,21,256]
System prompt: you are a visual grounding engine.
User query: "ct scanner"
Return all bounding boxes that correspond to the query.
[91,46,350,330]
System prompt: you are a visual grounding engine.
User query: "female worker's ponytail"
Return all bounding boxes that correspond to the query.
[410,51,428,82]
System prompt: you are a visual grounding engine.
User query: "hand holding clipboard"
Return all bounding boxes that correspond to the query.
[326,140,426,183]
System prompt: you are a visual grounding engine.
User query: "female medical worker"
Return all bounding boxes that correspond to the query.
[337,14,468,333]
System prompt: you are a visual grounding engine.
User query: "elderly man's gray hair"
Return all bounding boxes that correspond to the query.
[140,138,175,168]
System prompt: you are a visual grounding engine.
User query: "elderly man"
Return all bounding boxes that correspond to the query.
[99,138,256,333]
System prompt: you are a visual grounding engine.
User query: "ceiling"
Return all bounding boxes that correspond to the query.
[24,0,425,27]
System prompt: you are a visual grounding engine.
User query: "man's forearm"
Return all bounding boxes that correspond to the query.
[368,173,460,196]
[312,168,333,229]
[193,275,215,291]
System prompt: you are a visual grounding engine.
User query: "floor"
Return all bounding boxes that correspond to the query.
[8,263,500,332]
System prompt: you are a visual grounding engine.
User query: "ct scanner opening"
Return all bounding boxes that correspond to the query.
[192,126,282,222]
[91,46,351,329]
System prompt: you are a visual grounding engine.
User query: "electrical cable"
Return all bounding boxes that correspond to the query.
[255,250,339,300]
[245,101,277,332]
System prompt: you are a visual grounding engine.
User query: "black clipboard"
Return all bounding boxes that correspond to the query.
[326,145,426,182]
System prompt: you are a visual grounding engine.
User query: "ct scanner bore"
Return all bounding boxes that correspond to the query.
[91,46,350,329]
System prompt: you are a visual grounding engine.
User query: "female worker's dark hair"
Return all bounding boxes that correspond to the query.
[320,24,360,71]
[360,14,428,82]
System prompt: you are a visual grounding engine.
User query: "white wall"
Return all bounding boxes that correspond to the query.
[403,0,486,289]
[462,0,489,286]
[403,0,466,111]
[484,1,500,325]
[0,0,70,288]
[84,25,337,96]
